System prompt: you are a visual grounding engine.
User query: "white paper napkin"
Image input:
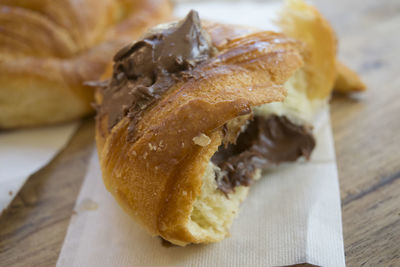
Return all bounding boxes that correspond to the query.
[57,107,344,267]
[0,122,79,214]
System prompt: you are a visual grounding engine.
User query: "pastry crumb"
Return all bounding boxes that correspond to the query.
[149,143,157,151]
[159,140,164,149]
[193,133,211,146]
[78,198,98,211]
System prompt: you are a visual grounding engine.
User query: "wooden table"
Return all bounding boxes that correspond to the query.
[0,0,399,266]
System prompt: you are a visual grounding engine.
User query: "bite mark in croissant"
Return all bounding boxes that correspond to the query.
[96,0,364,246]
[212,115,315,195]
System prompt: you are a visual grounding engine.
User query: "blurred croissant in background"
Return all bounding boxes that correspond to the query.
[0,0,171,128]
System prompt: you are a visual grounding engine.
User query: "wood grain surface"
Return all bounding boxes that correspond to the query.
[0,0,399,266]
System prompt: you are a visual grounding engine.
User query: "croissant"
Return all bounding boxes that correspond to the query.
[0,0,171,128]
[96,0,364,246]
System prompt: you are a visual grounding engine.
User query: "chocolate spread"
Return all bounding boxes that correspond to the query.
[99,10,213,140]
[212,115,316,194]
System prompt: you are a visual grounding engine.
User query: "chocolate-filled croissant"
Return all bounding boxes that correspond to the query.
[95,0,364,245]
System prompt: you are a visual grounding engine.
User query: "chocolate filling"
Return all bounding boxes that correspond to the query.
[212,115,316,195]
[98,10,213,141]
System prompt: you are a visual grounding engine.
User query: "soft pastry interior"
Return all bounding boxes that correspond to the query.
[96,0,364,246]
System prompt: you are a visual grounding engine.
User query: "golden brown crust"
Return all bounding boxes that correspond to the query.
[278,0,338,100]
[334,61,366,93]
[96,28,304,244]
[202,21,255,48]
[0,0,172,128]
